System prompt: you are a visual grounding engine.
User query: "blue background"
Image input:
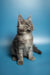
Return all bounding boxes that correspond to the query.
[0,0,50,75]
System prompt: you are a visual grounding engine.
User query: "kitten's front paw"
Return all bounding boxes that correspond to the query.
[29,56,35,61]
[17,60,24,65]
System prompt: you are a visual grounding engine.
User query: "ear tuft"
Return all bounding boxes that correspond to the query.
[18,14,23,21]
[28,15,31,21]
[18,14,24,24]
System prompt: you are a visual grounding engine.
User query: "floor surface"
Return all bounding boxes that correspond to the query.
[0,44,50,75]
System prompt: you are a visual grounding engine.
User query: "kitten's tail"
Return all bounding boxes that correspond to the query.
[33,45,42,54]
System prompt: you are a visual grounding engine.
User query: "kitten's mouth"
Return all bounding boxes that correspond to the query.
[19,29,24,32]
[26,30,31,32]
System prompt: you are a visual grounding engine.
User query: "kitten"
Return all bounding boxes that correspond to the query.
[11,15,42,65]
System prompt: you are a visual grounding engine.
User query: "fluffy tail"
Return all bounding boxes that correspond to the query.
[33,45,42,54]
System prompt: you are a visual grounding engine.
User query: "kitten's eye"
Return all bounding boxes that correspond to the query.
[25,23,28,25]
[27,30,31,32]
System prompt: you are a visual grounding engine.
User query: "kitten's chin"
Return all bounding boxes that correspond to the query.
[18,31,26,35]
[24,31,32,34]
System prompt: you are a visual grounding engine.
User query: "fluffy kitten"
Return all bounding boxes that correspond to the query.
[11,15,42,65]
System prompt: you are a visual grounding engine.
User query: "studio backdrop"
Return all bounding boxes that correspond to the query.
[0,0,50,75]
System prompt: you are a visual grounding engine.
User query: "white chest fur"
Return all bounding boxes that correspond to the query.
[23,33,33,46]
[23,33,32,40]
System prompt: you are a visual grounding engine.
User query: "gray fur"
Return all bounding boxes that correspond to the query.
[11,15,35,65]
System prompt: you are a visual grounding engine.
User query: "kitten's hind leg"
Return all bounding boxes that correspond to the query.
[17,49,24,65]
[11,47,17,61]
[12,56,17,61]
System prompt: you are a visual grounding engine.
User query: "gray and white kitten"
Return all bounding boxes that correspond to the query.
[11,15,42,65]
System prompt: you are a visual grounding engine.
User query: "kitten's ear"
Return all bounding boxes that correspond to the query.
[18,14,24,24]
[27,15,31,21]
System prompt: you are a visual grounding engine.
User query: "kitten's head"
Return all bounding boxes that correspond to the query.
[17,14,34,34]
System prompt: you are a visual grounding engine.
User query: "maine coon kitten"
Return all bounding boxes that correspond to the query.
[11,15,42,65]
